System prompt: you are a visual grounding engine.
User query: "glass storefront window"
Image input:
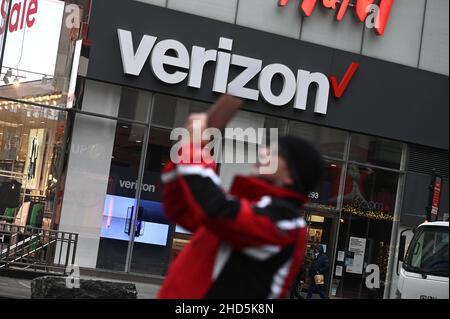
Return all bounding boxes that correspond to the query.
[306,160,344,211]
[39,82,406,295]
[262,115,288,145]
[1,1,88,108]
[151,94,209,129]
[288,121,348,160]
[0,100,67,230]
[341,165,399,219]
[130,127,173,276]
[333,165,399,299]
[349,133,403,169]
[116,87,152,122]
[77,81,152,122]
[96,121,147,272]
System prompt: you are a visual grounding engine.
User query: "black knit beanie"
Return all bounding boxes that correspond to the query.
[277,136,324,195]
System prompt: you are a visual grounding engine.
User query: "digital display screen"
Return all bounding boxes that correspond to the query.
[100,195,169,246]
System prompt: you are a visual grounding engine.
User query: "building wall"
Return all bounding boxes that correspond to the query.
[136,0,449,76]
[402,172,449,226]
[64,0,448,296]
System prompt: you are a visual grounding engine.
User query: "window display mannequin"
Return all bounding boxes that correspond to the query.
[28,134,39,180]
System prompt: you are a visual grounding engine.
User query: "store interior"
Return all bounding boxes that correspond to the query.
[0,94,66,234]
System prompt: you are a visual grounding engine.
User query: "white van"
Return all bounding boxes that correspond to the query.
[397,221,449,299]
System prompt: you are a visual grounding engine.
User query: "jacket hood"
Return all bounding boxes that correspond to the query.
[316,245,325,254]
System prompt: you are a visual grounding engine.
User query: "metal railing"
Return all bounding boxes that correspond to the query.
[0,223,78,274]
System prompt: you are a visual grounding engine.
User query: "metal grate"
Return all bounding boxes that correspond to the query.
[407,145,449,178]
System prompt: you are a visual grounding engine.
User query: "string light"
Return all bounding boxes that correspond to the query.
[343,205,394,221]
[0,93,63,114]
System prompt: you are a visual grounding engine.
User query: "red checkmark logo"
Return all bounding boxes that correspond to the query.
[329,62,360,99]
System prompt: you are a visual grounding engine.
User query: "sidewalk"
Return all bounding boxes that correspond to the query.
[0,274,161,299]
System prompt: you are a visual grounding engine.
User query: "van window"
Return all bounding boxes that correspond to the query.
[404,226,449,278]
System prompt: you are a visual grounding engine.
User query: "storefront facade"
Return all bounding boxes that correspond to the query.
[1,0,448,299]
[0,0,87,245]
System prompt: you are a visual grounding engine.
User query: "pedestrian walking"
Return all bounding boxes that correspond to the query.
[306,244,330,299]
[158,95,324,299]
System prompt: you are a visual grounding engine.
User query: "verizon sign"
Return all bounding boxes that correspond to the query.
[85,0,449,150]
[118,29,359,115]
[279,0,394,36]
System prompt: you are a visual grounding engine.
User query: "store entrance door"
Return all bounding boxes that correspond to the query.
[300,209,339,299]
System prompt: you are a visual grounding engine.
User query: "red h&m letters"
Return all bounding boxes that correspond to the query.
[278,0,393,36]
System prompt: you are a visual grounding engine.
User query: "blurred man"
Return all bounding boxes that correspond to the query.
[158,97,324,299]
[306,244,330,299]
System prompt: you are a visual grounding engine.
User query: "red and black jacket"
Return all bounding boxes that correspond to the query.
[158,144,308,299]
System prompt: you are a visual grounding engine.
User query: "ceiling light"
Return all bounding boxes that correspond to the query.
[13,77,20,87]
[2,68,12,85]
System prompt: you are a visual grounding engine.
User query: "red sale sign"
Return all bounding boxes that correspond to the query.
[0,0,38,34]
